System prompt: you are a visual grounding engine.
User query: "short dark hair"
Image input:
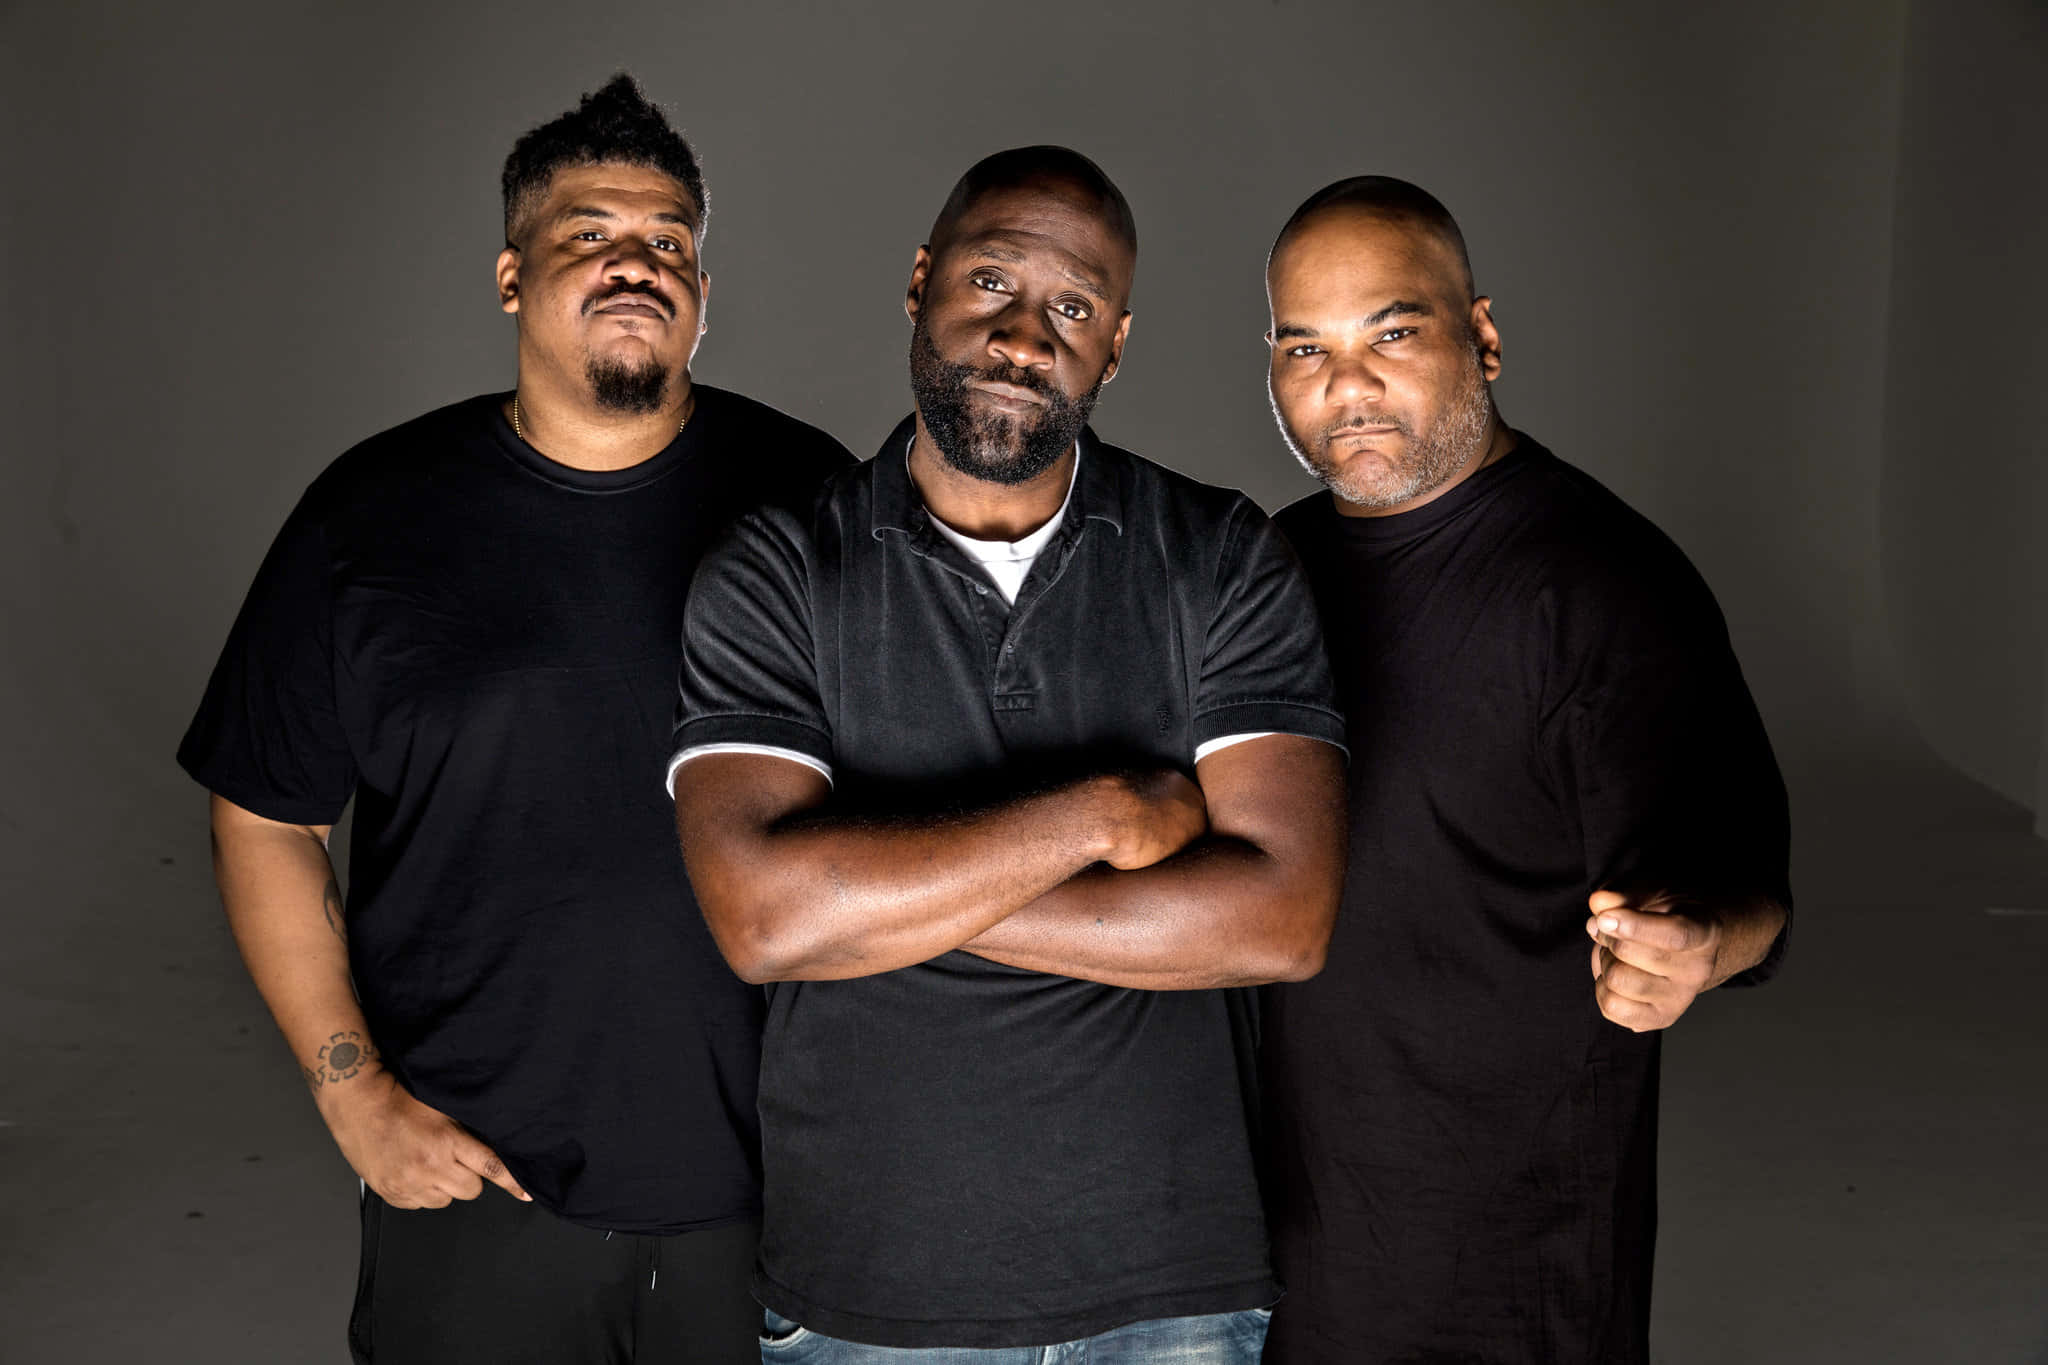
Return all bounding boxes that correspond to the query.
[500,74,707,248]
[1271,176,1474,297]
[930,145,1138,259]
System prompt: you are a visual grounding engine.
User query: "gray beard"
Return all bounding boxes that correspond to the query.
[1272,346,1494,510]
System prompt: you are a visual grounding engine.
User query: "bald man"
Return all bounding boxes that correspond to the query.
[669,147,1347,1360]
[1255,177,1792,1363]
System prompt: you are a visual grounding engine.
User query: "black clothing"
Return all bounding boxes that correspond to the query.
[673,418,1348,1348]
[179,388,853,1232]
[1261,438,1790,1365]
[349,1191,761,1365]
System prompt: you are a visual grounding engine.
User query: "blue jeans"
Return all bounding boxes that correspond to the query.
[759,1307,1271,1363]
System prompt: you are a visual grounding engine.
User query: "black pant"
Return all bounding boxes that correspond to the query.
[348,1188,760,1364]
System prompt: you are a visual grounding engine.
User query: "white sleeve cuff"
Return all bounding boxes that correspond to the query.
[666,743,835,798]
[1193,732,1278,763]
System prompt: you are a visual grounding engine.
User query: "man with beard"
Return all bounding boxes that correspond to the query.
[177,77,851,1363]
[668,146,1348,1360]
[1255,176,1792,1363]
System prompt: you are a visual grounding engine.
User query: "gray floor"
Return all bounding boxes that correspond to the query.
[3,753,2044,1363]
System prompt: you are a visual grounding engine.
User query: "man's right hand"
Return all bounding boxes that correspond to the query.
[1098,769,1209,869]
[319,1069,530,1209]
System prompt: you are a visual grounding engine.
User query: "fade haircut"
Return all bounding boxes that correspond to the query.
[500,74,707,248]
[1270,176,1475,300]
[930,145,1138,260]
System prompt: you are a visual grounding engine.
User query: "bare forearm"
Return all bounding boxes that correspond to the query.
[965,739,1348,989]
[963,837,1333,989]
[207,799,534,1205]
[738,805,1104,976]
[680,765,1162,983]
[208,799,381,1102]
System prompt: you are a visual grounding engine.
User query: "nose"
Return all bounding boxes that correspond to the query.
[987,303,1056,372]
[603,236,662,285]
[1323,348,1384,405]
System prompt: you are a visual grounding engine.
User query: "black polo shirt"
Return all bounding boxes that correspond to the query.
[673,417,1347,1348]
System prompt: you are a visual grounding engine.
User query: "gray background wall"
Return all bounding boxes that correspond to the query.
[1880,0,2048,815]
[3,1,2045,1361]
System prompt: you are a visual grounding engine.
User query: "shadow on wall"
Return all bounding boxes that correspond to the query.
[1879,0,2048,829]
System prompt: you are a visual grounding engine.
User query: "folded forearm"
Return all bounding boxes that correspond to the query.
[696,780,1123,982]
[964,837,1330,989]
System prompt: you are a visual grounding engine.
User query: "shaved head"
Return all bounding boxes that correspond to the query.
[905,146,1137,497]
[930,145,1138,261]
[1270,176,1474,302]
[1263,175,1508,516]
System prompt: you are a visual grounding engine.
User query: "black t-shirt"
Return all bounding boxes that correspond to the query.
[1259,438,1790,1364]
[673,419,1349,1347]
[177,388,853,1232]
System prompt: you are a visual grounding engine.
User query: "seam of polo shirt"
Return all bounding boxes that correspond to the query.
[1193,695,1347,717]
[1208,498,1256,600]
[677,709,831,731]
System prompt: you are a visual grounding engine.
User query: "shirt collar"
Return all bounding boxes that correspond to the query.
[869,414,1125,541]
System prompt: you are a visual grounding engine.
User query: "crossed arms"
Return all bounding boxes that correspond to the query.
[671,733,1347,990]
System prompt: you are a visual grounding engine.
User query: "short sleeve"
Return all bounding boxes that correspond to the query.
[671,508,835,772]
[1537,554,1792,985]
[176,495,357,825]
[1192,500,1348,754]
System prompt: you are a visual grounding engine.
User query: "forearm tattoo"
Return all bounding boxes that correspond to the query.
[301,1030,378,1092]
[322,876,347,945]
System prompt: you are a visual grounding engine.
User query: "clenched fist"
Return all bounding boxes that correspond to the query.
[1098,769,1209,870]
[1585,888,1723,1032]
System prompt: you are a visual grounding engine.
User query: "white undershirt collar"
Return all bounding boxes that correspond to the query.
[912,439,1081,604]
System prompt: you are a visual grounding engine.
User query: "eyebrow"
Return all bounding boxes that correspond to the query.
[558,205,697,229]
[960,239,1112,303]
[1271,299,1435,340]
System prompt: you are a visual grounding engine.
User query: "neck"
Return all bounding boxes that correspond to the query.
[1336,415,1517,519]
[908,415,1075,541]
[506,366,694,472]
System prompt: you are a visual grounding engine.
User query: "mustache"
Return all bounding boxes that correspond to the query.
[937,354,1056,400]
[583,281,675,320]
[1320,413,1411,444]
[980,364,1052,396]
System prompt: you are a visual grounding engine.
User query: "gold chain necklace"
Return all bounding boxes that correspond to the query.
[511,395,691,443]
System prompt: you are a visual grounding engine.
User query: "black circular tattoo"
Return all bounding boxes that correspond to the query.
[327,1042,360,1070]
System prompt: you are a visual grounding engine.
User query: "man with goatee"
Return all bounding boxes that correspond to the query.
[1257,176,1792,1364]
[179,77,850,1363]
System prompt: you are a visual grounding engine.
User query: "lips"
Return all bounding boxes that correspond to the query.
[968,379,1049,411]
[585,288,673,321]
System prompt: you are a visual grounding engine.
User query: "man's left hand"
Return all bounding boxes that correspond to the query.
[1585,889,1722,1032]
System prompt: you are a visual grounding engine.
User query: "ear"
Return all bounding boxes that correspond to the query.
[689,269,711,364]
[904,245,934,323]
[1471,296,1502,381]
[1100,309,1134,385]
[497,246,522,315]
